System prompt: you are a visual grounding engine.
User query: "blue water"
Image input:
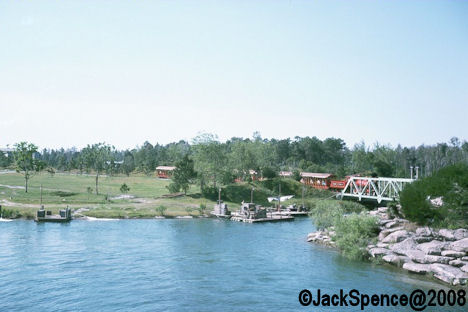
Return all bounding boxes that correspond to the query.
[0,218,462,312]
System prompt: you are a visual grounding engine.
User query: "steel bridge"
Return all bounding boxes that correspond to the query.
[340,177,414,203]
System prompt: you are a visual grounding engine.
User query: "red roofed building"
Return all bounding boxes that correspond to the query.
[300,172,334,190]
[156,166,176,179]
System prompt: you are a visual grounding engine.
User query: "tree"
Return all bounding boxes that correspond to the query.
[122,151,135,176]
[156,205,167,216]
[13,142,45,192]
[81,143,113,195]
[172,154,197,194]
[120,183,130,193]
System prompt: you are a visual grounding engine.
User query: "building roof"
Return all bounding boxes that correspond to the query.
[300,172,333,178]
[249,169,258,175]
[156,166,176,171]
[279,171,292,177]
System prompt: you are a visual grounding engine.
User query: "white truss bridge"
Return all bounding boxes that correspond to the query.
[340,177,414,203]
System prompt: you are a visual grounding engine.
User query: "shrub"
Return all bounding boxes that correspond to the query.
[166,183,181,194]
[333,213,379,260]
[156,205,167,216]
[120,183,130,193]
[400,163,468,228]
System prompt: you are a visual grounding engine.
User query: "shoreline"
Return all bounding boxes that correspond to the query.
[307,207,468,287]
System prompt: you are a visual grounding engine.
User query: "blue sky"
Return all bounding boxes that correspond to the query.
[0,0,467,149]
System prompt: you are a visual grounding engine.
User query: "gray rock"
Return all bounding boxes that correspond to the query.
[391,238,418,256]
[385,221,399,228]
[403,262,431,274]
[454,229,468,240]
[405,250,427,263]
[418,240,448,255]
[369,247,391,258]
[415,226,434,237]
[441,250,465,258]
[449,238,468,253]
[430,263,468,285]
[378,227,402,241]
[382,254,401,265]
[421,255,453,264]
[414,236,434,243]
[449,259,467,267]
[462,256,468,261]
[383,254,409,266]
[438,229,456,241]
[377,207,388,213]
[382,230,409,243]
[376,242,389,248]
[461,265,468,273]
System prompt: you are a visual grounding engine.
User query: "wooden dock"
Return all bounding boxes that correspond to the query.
[230,214,294,223]
[272,211,309,217]
[35,207,72,223]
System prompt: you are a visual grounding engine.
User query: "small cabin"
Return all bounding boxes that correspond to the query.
[156,166,176,179]
[300,172,334,190]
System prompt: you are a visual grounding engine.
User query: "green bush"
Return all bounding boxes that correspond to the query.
[400,163,468,228]
[333,213,379,260]
[308,199,377,260]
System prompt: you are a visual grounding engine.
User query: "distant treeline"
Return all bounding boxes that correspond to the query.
[1,134,467,181]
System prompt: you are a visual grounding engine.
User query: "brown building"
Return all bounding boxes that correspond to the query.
[300,172,334,190]
[156,166,176,178]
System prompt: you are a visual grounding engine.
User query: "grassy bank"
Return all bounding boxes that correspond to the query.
[0,172,240,219]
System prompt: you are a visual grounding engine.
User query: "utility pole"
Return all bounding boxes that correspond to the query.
[40,184,43,208]
[278,183,281,212]
[250,187,254,203]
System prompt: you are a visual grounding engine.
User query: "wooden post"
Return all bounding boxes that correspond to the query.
[40,184,43,207]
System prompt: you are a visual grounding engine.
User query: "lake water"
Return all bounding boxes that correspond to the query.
[0,218,462,311]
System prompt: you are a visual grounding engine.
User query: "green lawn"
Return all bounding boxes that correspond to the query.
[0,172,240,219]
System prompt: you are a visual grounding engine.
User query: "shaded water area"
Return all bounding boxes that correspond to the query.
[0,218,463,311]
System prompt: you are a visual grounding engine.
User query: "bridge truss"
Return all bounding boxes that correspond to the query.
[340,177,414,203]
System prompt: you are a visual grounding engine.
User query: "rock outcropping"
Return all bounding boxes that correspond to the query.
[307,207,468,286]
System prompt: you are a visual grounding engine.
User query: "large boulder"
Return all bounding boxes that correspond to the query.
[403,262,431,274]
[438,229,456,241]
[449,259,467,267]
[448,238,468,253]
[417,240,449,255]
[391,238,418,256]
[405,250,427,263]
[414,236,434,243]
[461,265,468,273]
[421,255,453,264]
[378,227,404,241]
[441,250,465,258]
[454,229,468,240]
[415,226,434,237]
[382,254,406,265]
[369,248,392,258]
[382,230,409,243]
[430,263,468,285]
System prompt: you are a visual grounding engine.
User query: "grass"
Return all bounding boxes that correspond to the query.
[0,172,238,219]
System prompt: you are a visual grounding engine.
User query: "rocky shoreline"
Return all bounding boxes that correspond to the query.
[307,207,468,286]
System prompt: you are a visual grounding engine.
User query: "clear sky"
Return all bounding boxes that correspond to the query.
[1,0,467,150]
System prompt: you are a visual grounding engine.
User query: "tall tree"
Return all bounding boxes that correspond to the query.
[171,154,197,194]
[81,143,113,195]
[13,142,45,192]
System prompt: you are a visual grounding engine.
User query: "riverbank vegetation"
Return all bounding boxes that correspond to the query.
[400,163,468,229]
[307,199,379,260]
